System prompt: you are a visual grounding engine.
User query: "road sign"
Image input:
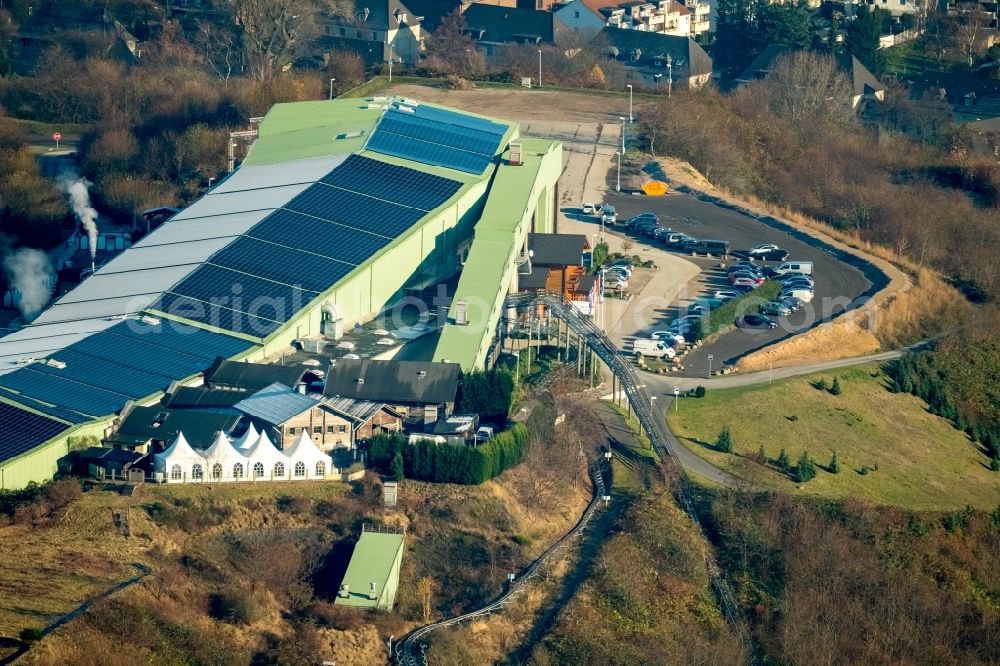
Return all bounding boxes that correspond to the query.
[673,386,680,395]
[707,354,714,361]
[53,132,61,149]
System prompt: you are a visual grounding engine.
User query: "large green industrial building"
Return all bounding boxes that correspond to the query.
[0,96,563,490]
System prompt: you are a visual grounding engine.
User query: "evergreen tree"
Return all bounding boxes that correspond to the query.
[830,377,842,395]
[830,451,840,474]
[815,377,828,391]
[797,451,817,482]
[392,452,404,482]
[716,426,733,453]
[777,448,791,474]
[686,318,705,343]
[754,1,814,53]
[846,8,886,76]
[757,444,767,464]
[715,0,758,74]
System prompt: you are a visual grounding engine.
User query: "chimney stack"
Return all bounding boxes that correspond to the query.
[368,582,378,600]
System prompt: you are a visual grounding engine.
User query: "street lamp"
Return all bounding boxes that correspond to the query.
[329,77,336,100]
[388,44,394,83]
[538,49,542,87]
[615,150,621,193]
[707,353,714,378]
[666,53,673,98]
[673,385,680,412]
[619,116,625,153]
[626,84,633,123]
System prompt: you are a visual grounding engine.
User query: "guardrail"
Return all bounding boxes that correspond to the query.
[395,456,608,665]
[504,291,757,663]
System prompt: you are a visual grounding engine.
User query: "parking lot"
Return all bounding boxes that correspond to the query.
[597,191,873,376]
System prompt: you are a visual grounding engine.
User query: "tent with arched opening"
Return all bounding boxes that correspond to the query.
[154,433,205,483]
[232,422,259,451]
[243,431,289,480]
[201,430,243,481]
[284,431,334,480]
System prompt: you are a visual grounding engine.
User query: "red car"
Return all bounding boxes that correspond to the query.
[729,273,765,287]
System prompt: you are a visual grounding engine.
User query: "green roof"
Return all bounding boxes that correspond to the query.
[434,138,559,370]
[244,99,383,165]
[335,531,405,609]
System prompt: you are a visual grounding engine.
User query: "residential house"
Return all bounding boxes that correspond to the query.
[323,359,461,427]
[462,4,558,54]
[203,358,309,392]
[13,2,140,75]
[234,383,359,450]
[599,28,712,89]
[518,233,599,314]
[736,46,886,110]
[968,117,1000,159]
[430,414,480,444]
[78,447,146,480]
[402,0,467,32]
[318,0,424,67]
[910,71,1000,123]
[104,404,242,454]
[554,0,708,39]
[323,396,405,441]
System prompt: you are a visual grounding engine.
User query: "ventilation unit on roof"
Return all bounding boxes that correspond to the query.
[454,299,469,326]
[46,359,66,369]
[357,378,365,384]
[338,129,367,138]
[509,142,523,166]
[401,98,420,106]
[15,356,35,365]
[395,104,416,114]
[374,96,389,102]
[417,370,427,378]
[140,315,161,325]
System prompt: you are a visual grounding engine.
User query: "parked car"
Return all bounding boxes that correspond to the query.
[475,426,495,443]
[605,276,628,289]
[753,248,789,262]
[738,314,777,329]
[652,330,686,346]
[662,232,694,246]
[760,301,792,316]
[601,205,617,225]
[678,239,701,253]
[634,221,659,236]
[605,269,630,282]
[727,262,765,276]
[713,289,743,301]
[670,315,702,334]
[780,296,804,312]
[582,202,597,215]
[625,213,658,228]
[780,287,813,303]
[729,271,765,286]
[632,338,676,360]
[746,243,780,255]
[781,278,815,291]
[687,297,724,315]
[612,258,633,268]
[768,261,813,277]
[689,239,731,257]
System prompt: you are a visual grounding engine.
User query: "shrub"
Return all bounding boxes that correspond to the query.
[277,495,313,515]
[208,587,265,625]
[991,456,999,472]
[694,385,707,398]
[797,451,817,482]
[19,627,43,642]
[686,318,705,343]
[830,377,842,395]
[830,452,840,474]
[392,452,405,481]
[716,426,733,453]
[815,378,828,391]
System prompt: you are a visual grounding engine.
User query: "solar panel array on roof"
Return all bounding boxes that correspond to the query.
[0,320,255,419]
[366,105,507,175]
[0,401,70,464]
[152,156,462,337]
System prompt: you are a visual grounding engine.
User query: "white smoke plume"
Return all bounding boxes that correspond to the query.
[4,248,54,320]
[58,173,99,260]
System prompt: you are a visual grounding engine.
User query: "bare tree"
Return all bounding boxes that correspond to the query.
[744,51,854,126]
[954,3,990,68]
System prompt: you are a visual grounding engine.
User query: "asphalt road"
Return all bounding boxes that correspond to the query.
[601,191,873,376]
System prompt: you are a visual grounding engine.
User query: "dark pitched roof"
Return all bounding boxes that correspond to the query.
[317,36,391,66]
[463,4,555,44]
[528,233,588,266]
[910,71,1000,105]
[403,0,463,31]
[108,405,240,449]
[164,386,247,410]
[969,116,1000,132]
[331,0,420,30]
[324,396,402,423]
[519,268,550,290]
[574,274,597,294]
[79,447,145,464]
[323,360,460,405]
[736,47,885,97]
[204,358,306,391]
[599,28,712,78]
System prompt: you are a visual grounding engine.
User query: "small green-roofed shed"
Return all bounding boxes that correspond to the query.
[335,530,405,610]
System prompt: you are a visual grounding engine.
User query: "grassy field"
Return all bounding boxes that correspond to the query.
[604,402,658,491]
[668,364,1000,510]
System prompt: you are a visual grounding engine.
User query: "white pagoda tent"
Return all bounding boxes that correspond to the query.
[154,433,206,483]
[284,431,334,480]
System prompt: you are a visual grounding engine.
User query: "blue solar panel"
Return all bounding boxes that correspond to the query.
[72,328,227,380]
[101,320,253,360]
[0,367,133,417]
[285,183,425,236]
[366,131,493,175]
[249,210,393,265]
[408,105,507,136]
[380,114,500,156]
[0,400,69,463]
[0,390,91,424]
[211,237,354,294]
[170,264,318,311]
[319,155,462,211]
[154,292,284,338]
[32,350,173,401]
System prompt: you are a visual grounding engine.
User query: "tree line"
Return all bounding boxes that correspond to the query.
[367,424,529,485]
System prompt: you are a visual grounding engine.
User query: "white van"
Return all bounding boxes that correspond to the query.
[601,205,617,225]
[771,261,813,276]
[632,339,676,361]
[781,287,814,303]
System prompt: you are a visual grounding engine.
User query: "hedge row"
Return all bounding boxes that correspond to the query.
[706,279,782,336]
[367,424,529,485]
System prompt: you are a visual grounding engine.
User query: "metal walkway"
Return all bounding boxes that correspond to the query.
[396,291,755,665]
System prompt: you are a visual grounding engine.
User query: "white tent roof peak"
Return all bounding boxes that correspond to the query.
[284,430,330,462]
[243,429,287,467]
[203,429,240,463]
[233,422,259,450]
[159,432,199,460]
